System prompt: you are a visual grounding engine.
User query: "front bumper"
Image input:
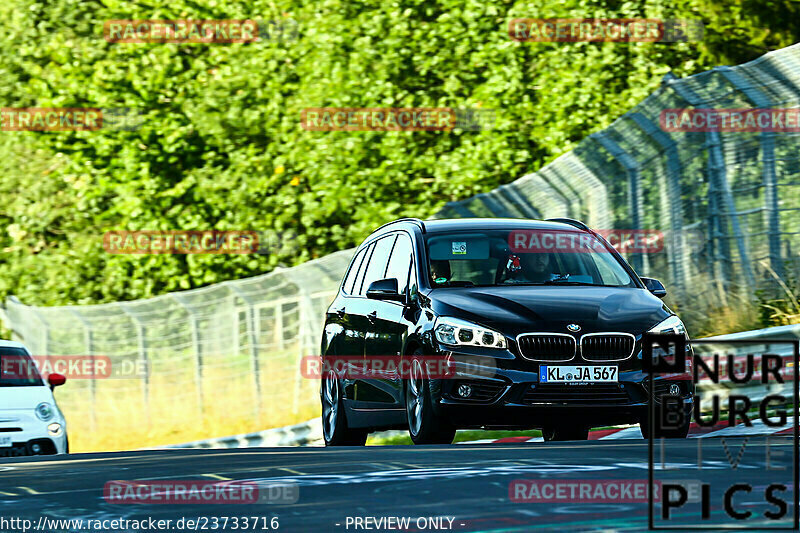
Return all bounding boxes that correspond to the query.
[0,411,68,457]
[0,438,61,458]
[430,345,694,430]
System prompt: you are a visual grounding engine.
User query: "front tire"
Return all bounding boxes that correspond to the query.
[322,370,367,446]
[405,356,456,445]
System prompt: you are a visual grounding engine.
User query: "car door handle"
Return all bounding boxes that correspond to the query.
[367,311,377,323]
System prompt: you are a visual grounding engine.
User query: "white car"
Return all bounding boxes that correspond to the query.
[0,340,69,457]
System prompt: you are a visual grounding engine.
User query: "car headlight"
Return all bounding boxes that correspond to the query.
[47,423,62,437]
[434,317,507,349]
[35,402,54,421]
[648,315,687,336]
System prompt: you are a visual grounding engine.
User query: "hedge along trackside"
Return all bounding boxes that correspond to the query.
[1,0,798,309]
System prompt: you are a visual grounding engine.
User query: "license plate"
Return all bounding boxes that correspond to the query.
[540,365,618,383]
[0,436,12,448]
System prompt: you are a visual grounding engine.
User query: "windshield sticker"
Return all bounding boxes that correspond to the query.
[452,241,467,255]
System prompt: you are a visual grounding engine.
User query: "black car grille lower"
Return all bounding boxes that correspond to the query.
[0,440,57,457]
[522,384,632,405]
[580,334,635,361]
[447,380,505,403]
[517,334,576,362]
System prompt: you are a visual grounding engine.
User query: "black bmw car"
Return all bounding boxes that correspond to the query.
[320,217,693,445]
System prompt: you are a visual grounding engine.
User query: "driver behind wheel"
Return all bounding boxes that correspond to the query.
[505,252,557,283]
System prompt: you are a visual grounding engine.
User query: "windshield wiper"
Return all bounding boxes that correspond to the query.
[542,280,596,285]
[542,275,595,286]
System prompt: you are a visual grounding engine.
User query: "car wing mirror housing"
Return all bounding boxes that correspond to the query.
[366,278,404,302]
[48,373,66,390]
[641,277,667,298]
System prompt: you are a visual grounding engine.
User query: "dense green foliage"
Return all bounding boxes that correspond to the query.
[1,0,798,305]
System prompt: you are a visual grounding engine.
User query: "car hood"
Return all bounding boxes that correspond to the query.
[428,285,670,336]
[0,385,55,411]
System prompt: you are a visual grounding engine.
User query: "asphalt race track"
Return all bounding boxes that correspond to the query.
[1,437,797,532]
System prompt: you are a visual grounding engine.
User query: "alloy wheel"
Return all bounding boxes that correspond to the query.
[322,370,339,442]
[407,359,424,436]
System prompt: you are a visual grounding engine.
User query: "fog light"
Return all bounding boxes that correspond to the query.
[48,423,62,437]
[457,383,473,398]
[31,444,41,454]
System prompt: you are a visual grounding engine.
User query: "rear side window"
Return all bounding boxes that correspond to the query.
[358,235,396,295]
[342,247,368,295]
[385,233,413,295]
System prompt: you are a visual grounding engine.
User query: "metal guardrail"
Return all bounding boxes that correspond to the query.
[161,418,323,449]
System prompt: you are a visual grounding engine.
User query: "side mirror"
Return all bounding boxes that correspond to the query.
[48,373,66,390]
[366,278,404,302]
[641,277,667,298]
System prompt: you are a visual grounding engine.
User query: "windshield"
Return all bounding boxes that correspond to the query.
[424,228,636,288]
[0,347,43,386]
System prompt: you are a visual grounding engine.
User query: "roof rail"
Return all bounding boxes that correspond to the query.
[374,217,427,234]
[546,217,591,231]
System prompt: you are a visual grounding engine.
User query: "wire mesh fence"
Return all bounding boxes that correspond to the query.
[3,44,800,449]
[2,250,353,450]
[435,43,800,314]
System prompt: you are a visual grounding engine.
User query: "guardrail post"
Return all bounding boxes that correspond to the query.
[663,72,755,290]
[717,66,785,284]
[294,286,315,415]
[627,112,687,293]
[496,184,541,219]
[228,285,262,421]
[68,310,97,432]
[542,166,583,220]
[590,131,645,274]
[274,303,285,351]
[172,295,204,420]
[121,306,150,430]
[27,305,49,358]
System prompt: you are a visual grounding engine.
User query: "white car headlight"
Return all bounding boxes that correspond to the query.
[648,315,687,336]
[434,317,507,349]
[35,402,54,421]
[47,423,62,436]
